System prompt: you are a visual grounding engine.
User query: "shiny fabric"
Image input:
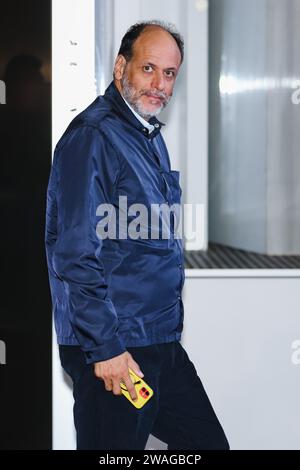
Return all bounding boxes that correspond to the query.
[45,81,185,364]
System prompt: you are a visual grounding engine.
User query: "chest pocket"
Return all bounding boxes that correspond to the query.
[162,170,182,205]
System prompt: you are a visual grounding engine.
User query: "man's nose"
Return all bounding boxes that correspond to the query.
[151,71,165,91]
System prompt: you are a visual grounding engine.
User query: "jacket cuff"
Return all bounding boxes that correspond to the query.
[83,336,127,364]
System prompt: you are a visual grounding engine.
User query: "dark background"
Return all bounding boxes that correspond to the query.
[0,0,52,449]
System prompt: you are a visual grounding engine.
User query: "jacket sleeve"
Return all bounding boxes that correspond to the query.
[52,125,126,364]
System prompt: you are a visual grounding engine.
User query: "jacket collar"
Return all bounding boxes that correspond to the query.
[104,81,165,139]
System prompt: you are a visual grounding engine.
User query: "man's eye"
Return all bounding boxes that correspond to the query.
[143,65,153,72]
[165,71,175,78]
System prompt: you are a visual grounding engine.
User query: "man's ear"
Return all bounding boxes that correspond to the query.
[114,55,127,80]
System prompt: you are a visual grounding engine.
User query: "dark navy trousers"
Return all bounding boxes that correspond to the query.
[59,341,229,450]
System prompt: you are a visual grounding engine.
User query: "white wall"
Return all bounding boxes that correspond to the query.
[52,0,97,145]
[52,0,97,449]
[183,272,300,450]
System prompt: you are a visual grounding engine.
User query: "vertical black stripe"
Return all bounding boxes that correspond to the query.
[0,0,52,449]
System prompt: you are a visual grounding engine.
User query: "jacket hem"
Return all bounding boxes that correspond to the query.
[57,332,182,348]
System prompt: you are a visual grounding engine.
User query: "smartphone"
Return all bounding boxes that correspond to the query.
[120,368,154,409]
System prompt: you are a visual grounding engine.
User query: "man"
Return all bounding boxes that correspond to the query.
[46,21,229,450]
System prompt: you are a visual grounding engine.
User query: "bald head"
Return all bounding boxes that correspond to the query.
[117,20,184,64]
[131,25,182,70]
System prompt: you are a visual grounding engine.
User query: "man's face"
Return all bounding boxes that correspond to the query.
[115,27,182,120]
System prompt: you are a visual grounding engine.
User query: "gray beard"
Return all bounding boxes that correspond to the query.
[121,73,170,120]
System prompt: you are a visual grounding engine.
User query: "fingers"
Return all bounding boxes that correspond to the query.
[104,379,113,392]
[122,374,138,401]
[93,352,142,400]
[102,371,135,399]
[112,379,123,397]
[127,357,144,378]
[102,373,122,396]
[94,365,114,393]
[111,372,137,401]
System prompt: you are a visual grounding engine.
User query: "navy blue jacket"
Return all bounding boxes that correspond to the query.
[45,81,185,364]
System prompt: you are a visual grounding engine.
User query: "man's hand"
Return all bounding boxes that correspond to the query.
[94,351,144,401]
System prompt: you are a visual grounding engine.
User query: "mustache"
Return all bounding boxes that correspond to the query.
[141,90,168,101]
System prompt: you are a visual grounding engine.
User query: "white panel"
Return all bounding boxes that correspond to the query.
[183,276,300,450]
[95,0,115,94]
[52,329,76,450]
[52,0,96,146]
[185,0,208,250]
[52,0,97,450]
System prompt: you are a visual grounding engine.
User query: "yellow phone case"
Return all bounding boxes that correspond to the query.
[120,368,154,409]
